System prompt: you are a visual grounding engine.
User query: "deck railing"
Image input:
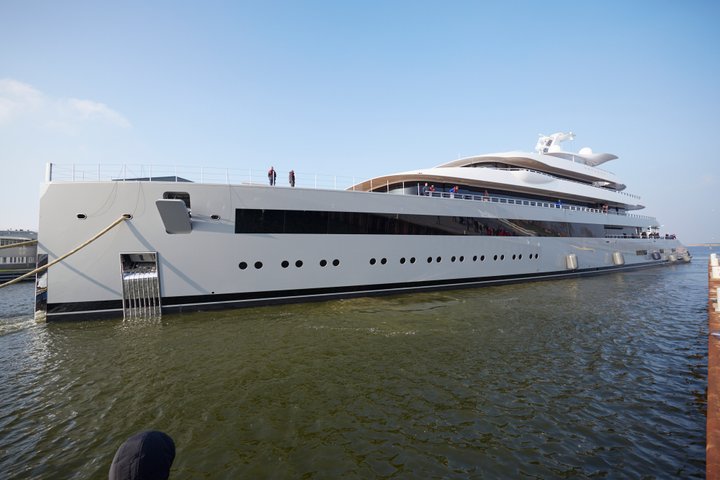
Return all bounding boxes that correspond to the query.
[46,163,360,191]
[422,191,654,221]
[46,163,655,222]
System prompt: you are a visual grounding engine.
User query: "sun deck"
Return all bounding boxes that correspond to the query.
[45,163,656,224]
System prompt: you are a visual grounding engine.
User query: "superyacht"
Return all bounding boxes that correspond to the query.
[33,133,689,320]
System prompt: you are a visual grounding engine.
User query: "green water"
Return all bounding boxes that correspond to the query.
[0,250,708,478]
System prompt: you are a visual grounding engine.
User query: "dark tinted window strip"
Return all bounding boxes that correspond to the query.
[235,209,637,238]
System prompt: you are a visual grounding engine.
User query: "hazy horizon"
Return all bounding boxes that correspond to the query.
[1,1,718,244]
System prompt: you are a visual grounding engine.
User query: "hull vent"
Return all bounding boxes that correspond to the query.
[121,252,161,320]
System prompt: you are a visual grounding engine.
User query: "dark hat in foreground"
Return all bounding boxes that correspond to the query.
[109,430,175,480]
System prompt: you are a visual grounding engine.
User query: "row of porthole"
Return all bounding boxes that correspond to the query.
[240,253,541,271]
[75,213,220,220]
[239,259,341,270]
[371,253,541,265]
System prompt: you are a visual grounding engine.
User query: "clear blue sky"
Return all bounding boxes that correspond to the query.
[1,0,718,243]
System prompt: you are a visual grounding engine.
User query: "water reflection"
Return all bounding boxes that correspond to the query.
[0,251,709,478]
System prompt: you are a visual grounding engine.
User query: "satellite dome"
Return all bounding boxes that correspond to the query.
[579,147,593,155]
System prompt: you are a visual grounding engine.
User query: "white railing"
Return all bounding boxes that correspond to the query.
[422,191,654,221]
[47,163,361,191]
[46,163,655,222]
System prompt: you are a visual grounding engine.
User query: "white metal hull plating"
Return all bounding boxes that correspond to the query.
[36,182,685,320]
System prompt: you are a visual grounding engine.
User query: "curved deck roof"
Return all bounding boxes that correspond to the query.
[435,151,623,189]
[347,148,643,210]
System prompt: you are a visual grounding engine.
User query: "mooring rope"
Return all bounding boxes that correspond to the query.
[0,239,38,250]
[0,214,130,289]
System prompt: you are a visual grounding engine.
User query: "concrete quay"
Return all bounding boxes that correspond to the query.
[708,254,720,479]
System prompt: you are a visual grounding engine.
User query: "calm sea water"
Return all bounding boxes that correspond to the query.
[0,247,711,479]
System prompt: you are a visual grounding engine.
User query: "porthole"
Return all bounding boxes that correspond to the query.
[370,258,377,265]
[400,257,406,264]
[436,256,442,263]
[239,262,248,270]
[500,255,505,260]
[512,254,516,260]
[295,260,303,268]
[332,259,340,266]
[410,257,416,264]
[281,260,289,268]
[535,253,539,259]
[380,258,387,265]
[211,214,220,220]
[493,255,498,261]
[481,255,485,261]
[320,259,328,267]
[473,255,478,262]
[451,256,456,262]
[77,213,87,219]
[519,254,523,260]
[427,257,433,263]
[459,256,464,262]
[254,261,263,269]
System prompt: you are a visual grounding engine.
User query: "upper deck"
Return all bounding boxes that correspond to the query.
[44,162,655,225]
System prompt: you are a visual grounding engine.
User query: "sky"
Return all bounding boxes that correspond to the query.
[1,0,718,243]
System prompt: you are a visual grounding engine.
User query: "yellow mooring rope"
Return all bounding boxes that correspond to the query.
[0,214,130,289]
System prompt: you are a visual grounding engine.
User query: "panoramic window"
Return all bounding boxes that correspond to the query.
[234,208,616,238]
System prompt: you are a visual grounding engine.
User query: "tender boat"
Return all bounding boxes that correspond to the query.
[34,133,690,321]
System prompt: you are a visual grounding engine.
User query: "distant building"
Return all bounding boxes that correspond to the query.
[0,230,37,282]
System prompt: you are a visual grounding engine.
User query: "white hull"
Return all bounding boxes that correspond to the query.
[35,181,685,320]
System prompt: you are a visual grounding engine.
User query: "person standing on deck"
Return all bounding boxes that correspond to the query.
[289,169,296,187]
[268,166,277,186]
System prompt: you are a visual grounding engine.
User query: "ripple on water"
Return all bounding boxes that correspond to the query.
[0,253,710,478]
